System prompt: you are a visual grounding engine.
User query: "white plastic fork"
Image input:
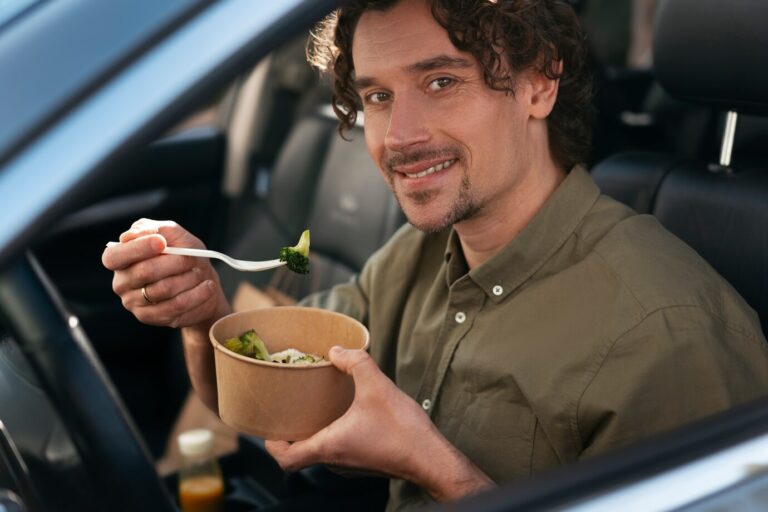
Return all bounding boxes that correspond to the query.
[106,242,286,272]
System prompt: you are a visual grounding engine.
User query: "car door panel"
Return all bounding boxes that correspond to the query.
[31,124,226,457]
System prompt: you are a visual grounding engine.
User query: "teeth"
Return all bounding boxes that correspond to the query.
[407,159,455,179]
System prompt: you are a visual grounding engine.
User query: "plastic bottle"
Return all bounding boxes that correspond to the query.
[177,429,225,512]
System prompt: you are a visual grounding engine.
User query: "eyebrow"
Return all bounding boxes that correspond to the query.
[352,54,475,91]
[406,55,474,73]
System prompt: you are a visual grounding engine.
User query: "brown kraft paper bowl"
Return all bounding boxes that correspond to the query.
[209,306,370,441]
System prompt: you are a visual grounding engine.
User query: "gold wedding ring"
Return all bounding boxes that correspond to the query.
[141,286,155,305]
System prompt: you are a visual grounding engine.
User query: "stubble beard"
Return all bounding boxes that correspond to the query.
[390,167,480,234]
[383,147,480,233]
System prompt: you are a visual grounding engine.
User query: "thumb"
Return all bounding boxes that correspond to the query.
[264,439,290,457]
[328,346,377,379]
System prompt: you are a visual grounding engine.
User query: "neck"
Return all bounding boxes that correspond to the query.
[455,156,566,270]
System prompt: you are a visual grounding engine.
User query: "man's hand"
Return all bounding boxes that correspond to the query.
[265,347,495,502]
[101,218,231,330]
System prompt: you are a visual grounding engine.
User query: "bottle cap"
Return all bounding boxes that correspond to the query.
[177,429,214,457]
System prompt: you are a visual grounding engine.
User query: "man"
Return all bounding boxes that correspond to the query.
[102,0,768,510]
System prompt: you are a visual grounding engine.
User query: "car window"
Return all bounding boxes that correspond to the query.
[0,0,42,29]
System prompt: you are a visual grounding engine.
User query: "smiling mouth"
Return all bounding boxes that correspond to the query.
[401,159,457,179]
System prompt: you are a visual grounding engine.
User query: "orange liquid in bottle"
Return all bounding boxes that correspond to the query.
[179,475,224,512]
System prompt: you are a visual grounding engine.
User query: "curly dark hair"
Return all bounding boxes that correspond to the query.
[307,0,593,171]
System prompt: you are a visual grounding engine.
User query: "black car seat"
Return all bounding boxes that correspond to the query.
[217,109,405,304]
[591,0,768,334]
[218,33,330,251]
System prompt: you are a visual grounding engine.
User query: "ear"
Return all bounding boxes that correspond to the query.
[527,60,562,119]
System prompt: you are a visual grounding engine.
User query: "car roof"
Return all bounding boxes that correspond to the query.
[0,0,207,167]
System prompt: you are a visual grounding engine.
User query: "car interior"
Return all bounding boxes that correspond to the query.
[1,0,767,510]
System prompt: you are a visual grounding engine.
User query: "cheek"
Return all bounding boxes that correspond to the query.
[364,119,387,163]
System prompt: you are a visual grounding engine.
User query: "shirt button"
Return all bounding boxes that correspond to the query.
[492,285,503,296]
[455,312,466,324]
[422,399,431,411]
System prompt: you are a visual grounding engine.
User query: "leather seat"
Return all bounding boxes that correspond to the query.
[591,151,678,214]
[652,163,768,330]
[218,110,405,302]
[591,0,768,333]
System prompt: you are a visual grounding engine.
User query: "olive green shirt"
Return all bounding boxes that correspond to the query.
[303,166,768,510]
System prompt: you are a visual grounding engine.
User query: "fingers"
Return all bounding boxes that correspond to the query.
[132,279,217,328]
[126,267,203,308]
[328,346,379,379]
[111,246,202,296]
[120,219,178,243]
[264,440,291,461]
[265,439,322,473]
[105,219,204,271]
[102,219,228,328]
[122,218,204,249]
[102,234,166,271]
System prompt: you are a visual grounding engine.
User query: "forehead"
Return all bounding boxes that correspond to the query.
[351,0,465,78]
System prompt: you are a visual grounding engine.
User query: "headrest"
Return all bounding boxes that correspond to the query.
[307,123,405,272]
[268,115,336,234]
[269,111,405,271]
[591,152,678,214]
[653,0,768,115]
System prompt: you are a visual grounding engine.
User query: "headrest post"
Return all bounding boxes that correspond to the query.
[719,111,738,168]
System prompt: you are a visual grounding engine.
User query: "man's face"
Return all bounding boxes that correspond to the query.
[352,0,538,233]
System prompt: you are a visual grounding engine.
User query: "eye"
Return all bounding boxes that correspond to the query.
[427,77,454,91]
[364,91,391,105]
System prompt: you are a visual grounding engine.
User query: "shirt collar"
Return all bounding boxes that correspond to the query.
[444,166,601,302]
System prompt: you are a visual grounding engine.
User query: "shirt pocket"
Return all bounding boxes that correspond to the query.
[454,391,536,480]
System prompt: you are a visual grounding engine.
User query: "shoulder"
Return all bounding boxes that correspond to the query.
[575,303,768,454]
[577,194,762,339]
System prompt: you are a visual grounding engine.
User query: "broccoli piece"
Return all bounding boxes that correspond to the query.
[223,336,245,354]
[279,229,310,274]
[223,331,326,364]
[222,329,270,361]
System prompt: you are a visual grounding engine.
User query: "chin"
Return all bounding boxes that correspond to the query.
[407,220,450,234]
[397,189,477,233]
[403,209,453,234]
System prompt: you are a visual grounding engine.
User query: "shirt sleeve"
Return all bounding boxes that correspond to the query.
[299,274,370,327]
[577,305,768,458]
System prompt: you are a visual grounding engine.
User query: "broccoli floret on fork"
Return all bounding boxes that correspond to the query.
[279,229,310,274]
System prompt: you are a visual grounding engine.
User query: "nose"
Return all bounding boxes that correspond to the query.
[384,92,431,153]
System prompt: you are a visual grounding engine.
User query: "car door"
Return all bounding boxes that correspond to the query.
[0,4,338,509]
[32,109,229,457]
[0,0,232,459]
